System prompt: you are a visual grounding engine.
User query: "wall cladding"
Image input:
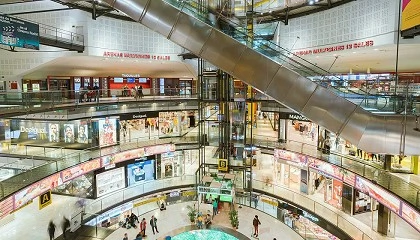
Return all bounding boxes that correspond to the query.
[0,0,183,79]
[277,0,397,50]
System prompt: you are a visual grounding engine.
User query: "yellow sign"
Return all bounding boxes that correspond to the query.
[261,198,278,207]
[39,191,52,210]
[134,196,166,208]
[401,0,420,31]
[182,190,197,197]
[218,159,228,171]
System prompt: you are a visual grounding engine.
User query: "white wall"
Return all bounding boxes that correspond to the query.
[276,0,399,51]
[0,0,184,82]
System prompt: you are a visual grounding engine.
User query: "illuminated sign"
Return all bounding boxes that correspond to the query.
[294,40,374,56]
[39,191,52,210]
[103,51,171,60]
[218,159,228,171]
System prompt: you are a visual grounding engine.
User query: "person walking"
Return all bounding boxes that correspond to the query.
[140,218,147,237]
[138,85,143,99]
[150,215,159,234]
[61,217,71,239]
[212,198,218,218]
[123,232,128,240]
[252,215,261,237]
[47,221,56,240]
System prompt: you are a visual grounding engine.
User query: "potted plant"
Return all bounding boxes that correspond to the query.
[229,209,239,229]
[186,205,197,223]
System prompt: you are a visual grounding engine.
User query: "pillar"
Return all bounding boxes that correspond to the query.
[412,156,419,175]
[278,119,287,143]
[377,203,390,235]
[384,155,392,171]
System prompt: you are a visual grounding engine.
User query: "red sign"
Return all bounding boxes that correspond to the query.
[401,203,420,232]
[103,51,171,60]
[62,158,102,182]
[0,196,13,220]
[294,40,374,56]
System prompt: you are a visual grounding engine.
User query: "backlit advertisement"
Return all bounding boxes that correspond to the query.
[274,149,309,167]
[0,196,13,220]
[355,176,401,214]
[64,124,75,143]
[144,144,176,156]
[401,0,420,31]
[48,123,60,142]
[96,167,125,197]
[127,160,155,186]
[0,13,39,50]
[61,158,101,182]
[401,203,420,232]
[77,124,89,144]
[98,118,117,146]
[342,170,356,187]
[101,148,145,167]
[309,159,343,181]
[14,173,62,209]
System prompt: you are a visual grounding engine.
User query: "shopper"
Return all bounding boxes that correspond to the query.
[150,215,159,234]
[138,85,143,99]
[212,198,218,218]
[130,213,139,228]
[61,217,70,239]
[252,215,261,237]
[140,218,147,237]
[123,232,128,240]
[47,221,56,240]
[93,84,100,102]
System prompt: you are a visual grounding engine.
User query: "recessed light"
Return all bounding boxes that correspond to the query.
[373,49,379,51]
[352,52,356,54]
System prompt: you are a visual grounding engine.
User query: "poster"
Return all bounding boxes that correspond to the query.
[98,118,117,146]
[309,159,343,180]
[401,0,420,31]
[64,124,75,143]
[127,160,155,186]
[77,124,88,144]
[342,170,356,187]
[355,176,401,214]
[144,144,175,156]
[0,13,40,50]
[62,158,101,182]
[14,173,62,209]
[274,149,309,167]
[96,167,125,197]
[48,123,60,142]
[300,169,308,194]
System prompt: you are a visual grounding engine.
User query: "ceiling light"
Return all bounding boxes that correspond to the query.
[308,0,314,5]
[352,52,356,54]
[373,48,379,51]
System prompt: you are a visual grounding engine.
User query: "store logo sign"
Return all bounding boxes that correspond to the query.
[302,211,319,222]
[122,74,140,78]
[20,126,47,134]
[132,114,147,119]
[289,114,309,121]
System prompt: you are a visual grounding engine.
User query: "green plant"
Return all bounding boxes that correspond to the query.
[186,205,197,223]
[229,209,239,228]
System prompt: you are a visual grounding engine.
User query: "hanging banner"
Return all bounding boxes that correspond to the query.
[401,0,420,31]
[0,13,40,50]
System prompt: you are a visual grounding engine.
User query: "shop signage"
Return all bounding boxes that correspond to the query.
[279,112,310,122]
[261,198,278,207]
[218,159,228,171]
[103,51,171,61]
[120,112,159,120]
[122,74,141,78]
[133,196,166,208]
[38,191,52,210]
[20,126,47,134]
[294,40,374,56]
[302,210,319,223]
[169,191,180,198]
[87,201,133,226]
[355,176,401,214]
[0,13,40,50]
[182,190,197,197]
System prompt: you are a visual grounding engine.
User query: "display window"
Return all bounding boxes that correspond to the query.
[53,172,94,198]
[354,190,376,215]
[127,159,155,186]
[96,167,125,197]
[311,172,343,210]
[391,155,413,173]
[9,119,92,149]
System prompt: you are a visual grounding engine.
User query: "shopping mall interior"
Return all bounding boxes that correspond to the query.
[1,0,420,239]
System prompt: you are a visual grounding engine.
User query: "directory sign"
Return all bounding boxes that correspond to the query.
[0,14,39,50]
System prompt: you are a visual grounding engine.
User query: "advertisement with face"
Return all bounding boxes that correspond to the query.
[77,124,88,144]
[127,160,155,186]
[49,123,60,142]
[355,176,401,214]
[98,118,117,146]
[64,124,75,143]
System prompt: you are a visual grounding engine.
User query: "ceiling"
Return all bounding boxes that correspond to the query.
[21,55,198,79]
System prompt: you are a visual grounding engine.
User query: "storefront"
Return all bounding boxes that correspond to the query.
[274,149,310,194]
[278,112,318,145]
[53,172,94,198]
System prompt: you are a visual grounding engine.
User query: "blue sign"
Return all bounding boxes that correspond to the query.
[0,14,39,50]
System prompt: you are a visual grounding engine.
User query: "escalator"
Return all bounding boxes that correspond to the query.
[102,0,420,155]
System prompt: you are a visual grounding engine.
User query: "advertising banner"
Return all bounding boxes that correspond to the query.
[127,160,155,186]
[0,196,14,220]
[144,144,175,156]
[401,203,420,232]
[62,158,101,182]
[98,118,117,146]
[309,159,343,181]
[401,0,420,31]
[342,170,356,187]
[274,149,310,168]
[355,176,401,214]
[96,167,125,197]
[14,173,61,209]
[101,148,145,167]
[0,14,39,50]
